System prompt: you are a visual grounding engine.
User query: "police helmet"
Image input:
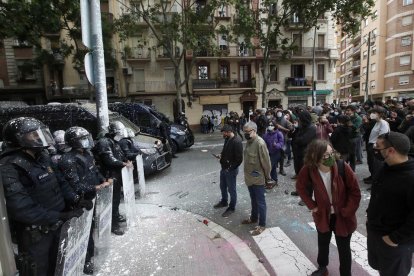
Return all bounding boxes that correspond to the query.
[53,130,71,152]
[65,126,94,149]
[2,117,55,149]
[108,121,127,141]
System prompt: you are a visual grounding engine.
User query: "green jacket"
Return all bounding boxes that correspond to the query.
[350,114,362,136]
[243,136,271,186]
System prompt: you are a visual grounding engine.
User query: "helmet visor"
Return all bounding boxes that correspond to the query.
[18,128,55,148]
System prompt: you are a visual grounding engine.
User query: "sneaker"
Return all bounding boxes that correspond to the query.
[279,170,287,176]
[291,175,298,180]
[222,208,235,218]
[111,226,125,236]
[298,200,306,206]
[356,160,363,165]
[363,176,372,182]
[83,261,94,275]
[291,191,299,196]
[213,202,228,209]
[311,266,328,276]
[285,161,291,167]
[251,226,266,236]
[241,218,258,224]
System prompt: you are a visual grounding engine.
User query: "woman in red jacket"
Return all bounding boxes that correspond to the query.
[296,139,361,276]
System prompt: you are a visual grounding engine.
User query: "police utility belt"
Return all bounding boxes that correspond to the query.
[24,220,63,234]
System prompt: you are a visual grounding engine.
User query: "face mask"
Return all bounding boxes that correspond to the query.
[268,126,275,131]
[266,115,272,119]
[370,113,378,120]
[334,112,339,116]
[276,112,282,118]
[322,155,335,167]
[244,133,252,140]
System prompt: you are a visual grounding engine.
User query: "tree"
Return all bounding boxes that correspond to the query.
[232,0,374,107]
[115,0,222,117]
[0,0,117,95]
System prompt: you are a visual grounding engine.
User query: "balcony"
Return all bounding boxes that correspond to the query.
[352,46,361,56]
[351,75,360,83]
[192,78,255,90]
[285,77,312,90]
[125,47,151,60]
[190,46,256,58]
[130,81,176,93]
[285,20,305,30]
[291,47,330,59]
[352,60,361,69]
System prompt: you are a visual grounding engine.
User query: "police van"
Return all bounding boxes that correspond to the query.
[0,103,171,175]
[108,102,194,154]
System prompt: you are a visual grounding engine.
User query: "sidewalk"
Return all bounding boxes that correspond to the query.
[96,204,268,276]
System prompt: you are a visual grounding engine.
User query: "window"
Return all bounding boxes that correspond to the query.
[364,18,369,27]
[372,10,378,20]
[317,64,325,80]
[239,64,251,83]
[402,16,413,26]
[291,64,305,78]
[239,42,248,56]
[400,55,410,66]
[399,75,409,85]
[362,67,367,75]
[197,63,209,79]
[133,69,145,91]
[219,34,228,50]
[292,13,300,23]
[403,0,413,6]
[219,62,229,80]
[218,4,227,17]
[17,61,37,81]
[370,80,376,88]
[371,63,376,72]
[269,3,277,15]
[317,34,325,49]
[402,36,412,46]
[363,50,368,59]
[371,29,378,40]
[269,65,278,82]
[371,45,376,55]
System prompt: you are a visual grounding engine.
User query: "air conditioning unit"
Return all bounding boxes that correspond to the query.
[122,67,133,76]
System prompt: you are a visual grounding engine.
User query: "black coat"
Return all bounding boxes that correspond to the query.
[292,111,317,157]
[330,125,355,154]
[367,159,414,244]
[119,138,141,161]
[59,150,105,200]
[220,136,243,170]
[0,150,76,226]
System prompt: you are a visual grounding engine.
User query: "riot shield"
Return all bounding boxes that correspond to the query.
[0,175,17,276]
[121,166,138,228]
[136,154,146,198]
[93,185,113,271]
[54,201,95,276]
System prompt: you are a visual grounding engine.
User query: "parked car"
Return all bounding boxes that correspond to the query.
[108,102,194,153]
[0,103,171,175]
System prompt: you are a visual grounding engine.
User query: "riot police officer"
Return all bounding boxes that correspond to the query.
[50,130,71,165]
[0,117,84,276]
[95,121,133,235]
[119,128,141,161]
[59,126,111,274]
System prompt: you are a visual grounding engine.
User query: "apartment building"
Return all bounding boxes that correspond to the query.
[341,0,414,103]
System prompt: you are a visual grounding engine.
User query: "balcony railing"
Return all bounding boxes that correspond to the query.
[292,47,330,58]
[130,81,176,93]
[192,46,255,57]
[126,47,151,59]
[352,75,360,82]
[192,78,254,89]
[285,77,312,87]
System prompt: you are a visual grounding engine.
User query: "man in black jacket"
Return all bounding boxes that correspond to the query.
[213,124,243,217]
[367,131,414,276]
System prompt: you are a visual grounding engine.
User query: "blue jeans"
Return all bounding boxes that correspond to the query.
[269,151,281,181]
[219,168,238,210]
[353,135,363,162]
[248,185,267,227]
[285,139,292,160]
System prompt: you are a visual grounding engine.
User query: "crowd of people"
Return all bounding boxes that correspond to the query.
[0,117,140,275]
[214,98,414,276]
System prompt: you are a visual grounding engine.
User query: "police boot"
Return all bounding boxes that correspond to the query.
[83,261,94,275]
[115,214,126,223]
[111,225,125,236]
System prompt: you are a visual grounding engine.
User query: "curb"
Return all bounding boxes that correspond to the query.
[147,204,270,276]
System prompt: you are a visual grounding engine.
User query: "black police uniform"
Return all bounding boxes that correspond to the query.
[59,149,104,270]
[95,135,127,227]
[118,137,141,161]
[0,150,78,276]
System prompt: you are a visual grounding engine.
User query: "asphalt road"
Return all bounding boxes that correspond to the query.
[137,132,379,276]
